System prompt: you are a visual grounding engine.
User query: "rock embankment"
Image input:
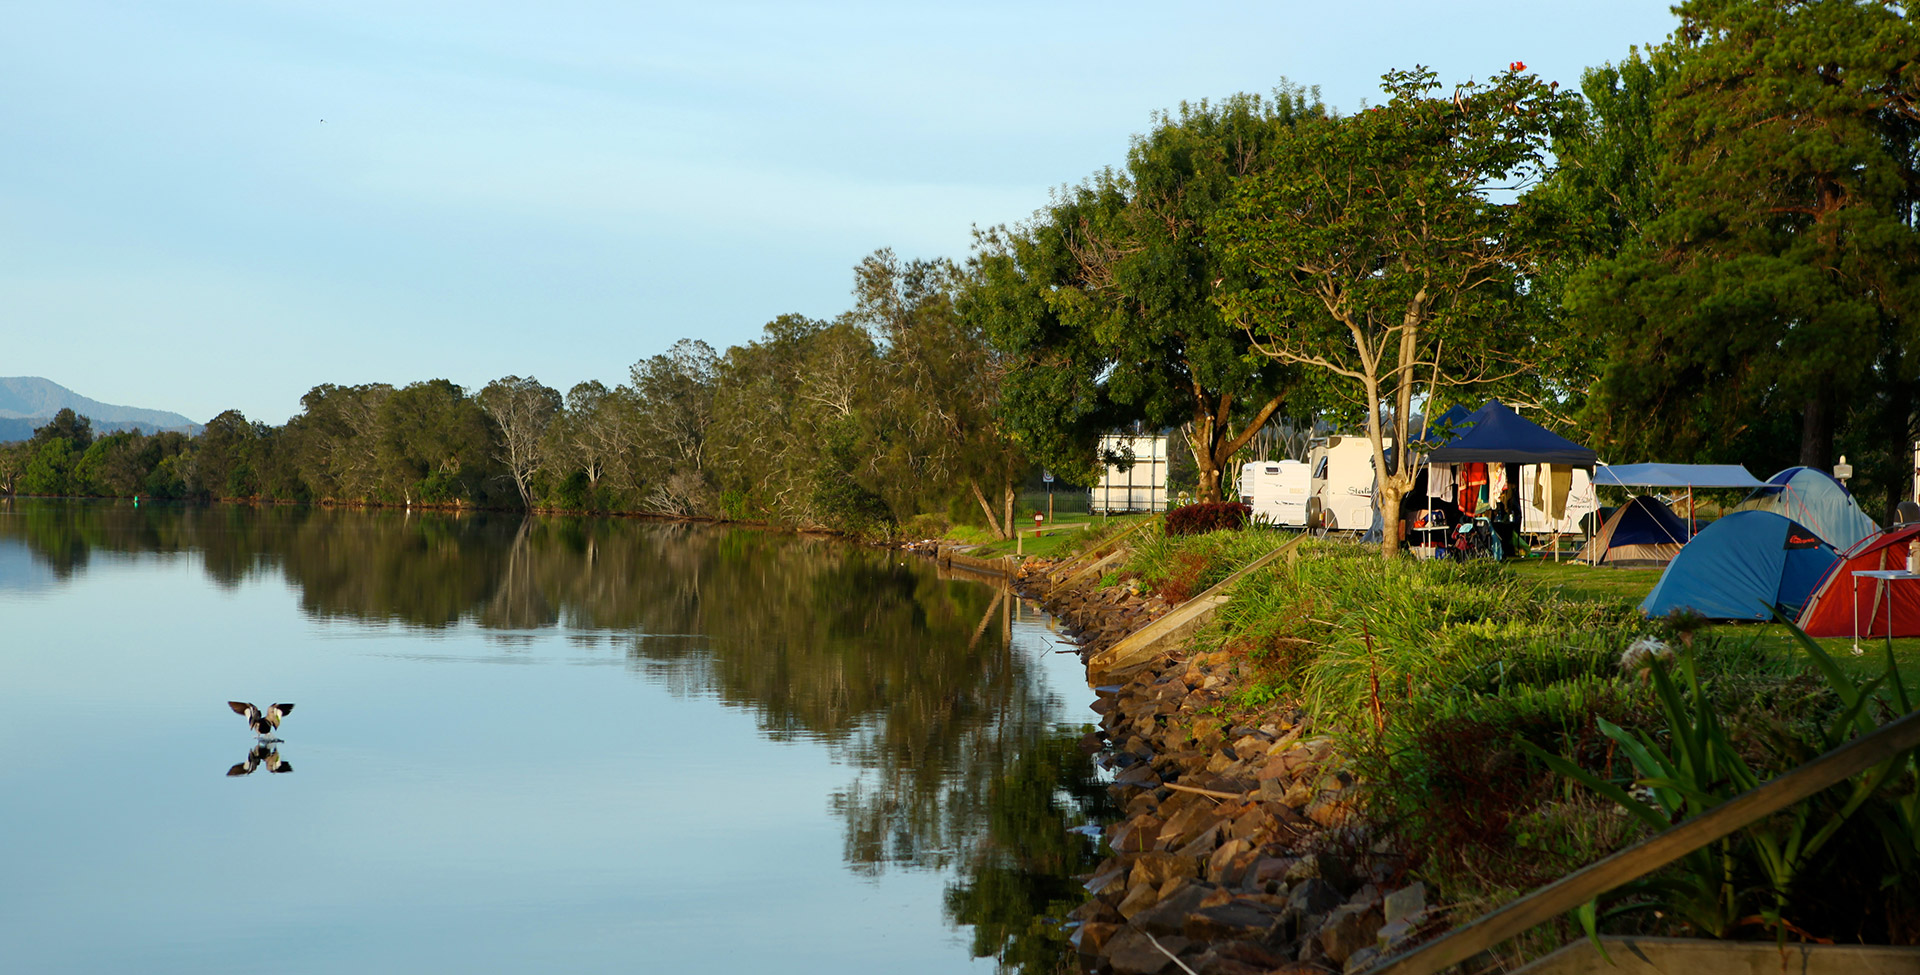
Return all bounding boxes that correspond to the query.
[1016,560,1432,975]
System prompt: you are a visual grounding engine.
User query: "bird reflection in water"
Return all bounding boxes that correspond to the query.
[226,742,294,777]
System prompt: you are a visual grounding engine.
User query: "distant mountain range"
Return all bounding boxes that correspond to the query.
[0,377,203,443]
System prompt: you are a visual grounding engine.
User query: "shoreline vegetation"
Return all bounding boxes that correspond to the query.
[1020,523,1919,974]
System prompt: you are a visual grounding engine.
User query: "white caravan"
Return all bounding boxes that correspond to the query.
[1307,436,1384,531]
[1237,460,1310,527]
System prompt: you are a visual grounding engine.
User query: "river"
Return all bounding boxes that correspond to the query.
[0,499,1106,974]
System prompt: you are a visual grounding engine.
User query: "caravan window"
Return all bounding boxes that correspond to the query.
[1264,465,1280,475]
[1312,458,1328,479]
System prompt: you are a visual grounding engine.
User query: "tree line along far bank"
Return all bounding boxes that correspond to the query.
[4,0,1916,554]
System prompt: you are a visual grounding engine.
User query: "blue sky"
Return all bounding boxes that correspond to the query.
[2,0,1680,425]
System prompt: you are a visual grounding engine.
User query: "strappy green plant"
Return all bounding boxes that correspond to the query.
[1520,620,1920,944]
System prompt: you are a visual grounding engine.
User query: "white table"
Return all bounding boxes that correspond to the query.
[1851,569,1920,655]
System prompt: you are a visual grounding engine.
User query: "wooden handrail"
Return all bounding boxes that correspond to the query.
[1368,706,1920,975]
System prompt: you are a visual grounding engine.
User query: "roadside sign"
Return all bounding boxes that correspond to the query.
[1042,470,1054,484]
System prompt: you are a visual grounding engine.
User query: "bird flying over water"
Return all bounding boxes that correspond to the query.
[229,701,294,738]
[226,743,293,777]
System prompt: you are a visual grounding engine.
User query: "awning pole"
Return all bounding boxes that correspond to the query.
[1688,487,1696,538]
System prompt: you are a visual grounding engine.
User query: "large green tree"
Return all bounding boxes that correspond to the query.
[967,88,1325,502]
[382,380,498,505]
[854,249,1027,538]
[1213,66,1581,557]
[1567,0,1920,501]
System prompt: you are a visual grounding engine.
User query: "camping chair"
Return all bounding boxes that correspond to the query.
[1453,517,1502,561]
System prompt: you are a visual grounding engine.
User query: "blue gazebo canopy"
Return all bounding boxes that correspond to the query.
[1425,402,1597,468]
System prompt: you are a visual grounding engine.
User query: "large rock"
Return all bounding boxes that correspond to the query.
[1130,851,1198,890]
[1074,921,1118,954]
[1157,802,1225,849]
[1288,876,1343,917]
[1206,837,1252,885]
[1083,862,1128,897]
[1182,901,1282,942]
[1316,903,1383,966]
[1305,787,1360,828]
[1249,856,1297,890]
[1133,881,1219,936]
[1382,882,1427,925]
[1103,928,1189,975]
[1109,815,1163,853]
[1117,880,1161,920]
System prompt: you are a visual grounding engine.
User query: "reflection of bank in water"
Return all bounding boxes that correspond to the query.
[226,743,293,777]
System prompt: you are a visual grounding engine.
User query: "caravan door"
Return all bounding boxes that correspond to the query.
[1309,436,1381,531]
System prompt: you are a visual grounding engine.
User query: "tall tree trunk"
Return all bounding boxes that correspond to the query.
[1187,392,1288,506]
[1799,390,1835,470]
[1882,373,1917,522]
[1195,464,1222,505]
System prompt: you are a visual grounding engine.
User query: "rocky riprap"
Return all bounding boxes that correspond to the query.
[1015,559,1433,975]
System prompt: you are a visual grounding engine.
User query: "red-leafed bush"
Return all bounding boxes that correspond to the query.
[1165,502,1251,536]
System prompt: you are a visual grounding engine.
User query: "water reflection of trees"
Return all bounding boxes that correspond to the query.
[0,500,1098,973]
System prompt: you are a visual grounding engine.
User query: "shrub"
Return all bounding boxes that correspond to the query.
[900,513,950,539]
[1125,526,1290,601]
[1165,501,1251,536]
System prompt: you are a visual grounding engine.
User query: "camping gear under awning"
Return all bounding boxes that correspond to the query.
[1425,402,1597,468]
[1594,464,1764,489]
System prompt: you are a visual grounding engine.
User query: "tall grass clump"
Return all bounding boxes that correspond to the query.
[1122,523,1298,603]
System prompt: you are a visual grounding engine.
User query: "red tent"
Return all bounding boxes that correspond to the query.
[1796,524,1920,637]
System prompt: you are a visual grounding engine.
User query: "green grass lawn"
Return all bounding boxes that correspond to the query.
[947,511,1153,560]
[1510,557,1920,694]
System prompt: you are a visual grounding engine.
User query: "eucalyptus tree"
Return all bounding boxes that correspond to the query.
[478,375,562,509]
[1213,66,1582,557]
[1567,0,1920,502]
[709,315,833,522]
[967,88,1325,502]
[628,340,720,517]
[545,380,643,508]
[0,442,23,495]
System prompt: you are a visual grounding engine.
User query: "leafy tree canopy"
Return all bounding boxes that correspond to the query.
[966,87,1327,500]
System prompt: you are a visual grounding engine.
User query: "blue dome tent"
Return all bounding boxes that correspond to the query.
[1575,495,1690,567]
[1733,466,1879,553]
[1640,510,1840,621]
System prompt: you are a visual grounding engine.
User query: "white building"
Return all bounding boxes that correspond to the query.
[1092,433,1169,514]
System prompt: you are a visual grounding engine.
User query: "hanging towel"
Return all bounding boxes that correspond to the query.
[1459,463,1487,516]
[1428,464,1454,499]
[1487,464,1508,508]
[1546,464,1573,521]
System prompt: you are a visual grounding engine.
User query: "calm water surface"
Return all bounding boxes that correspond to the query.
[0,500,1106,974]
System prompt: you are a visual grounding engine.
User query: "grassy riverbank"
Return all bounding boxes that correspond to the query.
[1070,526,1920,957]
